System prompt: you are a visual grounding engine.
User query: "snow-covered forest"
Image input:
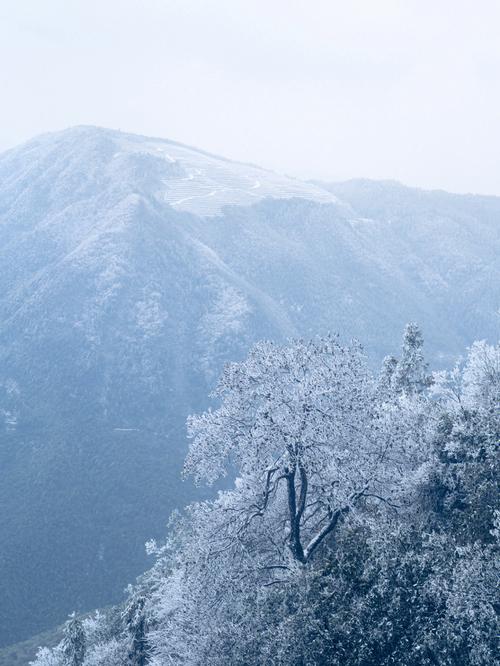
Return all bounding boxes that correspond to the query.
[32,326,499,666]
[3,126,499,651]
[3,3,500,663]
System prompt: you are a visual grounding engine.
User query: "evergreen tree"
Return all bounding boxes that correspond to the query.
[378,354,398,393]
[61,613,86,666]
[393,322,432,393]
[123,592,149,666]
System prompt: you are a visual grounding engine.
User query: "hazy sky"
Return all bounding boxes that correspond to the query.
[1,1,500,194]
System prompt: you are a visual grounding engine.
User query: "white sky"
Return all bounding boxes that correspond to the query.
[1,0,500,195]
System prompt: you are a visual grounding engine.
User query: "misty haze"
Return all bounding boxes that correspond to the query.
[0,3,498,666]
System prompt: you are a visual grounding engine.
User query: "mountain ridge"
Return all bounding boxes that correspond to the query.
[2,125,341,218]
[0,126,498,647]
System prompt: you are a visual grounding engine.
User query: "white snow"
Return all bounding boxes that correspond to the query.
[115,134,340,216]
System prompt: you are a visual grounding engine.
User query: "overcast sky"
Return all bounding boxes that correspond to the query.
[1,1,499,195]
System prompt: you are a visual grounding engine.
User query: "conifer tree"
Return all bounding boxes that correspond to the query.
[393,322,432,393]
[123,593,149,666]
[61,613,86,666]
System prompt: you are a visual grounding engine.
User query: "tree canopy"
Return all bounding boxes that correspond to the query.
[32,329,500,666]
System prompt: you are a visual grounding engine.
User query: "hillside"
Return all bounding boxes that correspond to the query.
[0,127,498,648]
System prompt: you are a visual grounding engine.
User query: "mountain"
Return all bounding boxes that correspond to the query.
[0,127,498,648]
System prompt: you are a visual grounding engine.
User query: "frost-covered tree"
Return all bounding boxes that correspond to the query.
[61,614,86,666]
[33,331,499,666]
[123,591,150,666]
[392,322,432,393]
[30,610,127,666]
[185,336,429,565]
[424,341,500,548]
[378,353,398,393]
[81,639,123,666]
[30,646,64,666]
[146,335,432,664]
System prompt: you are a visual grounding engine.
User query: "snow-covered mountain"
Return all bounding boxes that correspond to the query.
[1,125,339,218]
[0,127,498,647]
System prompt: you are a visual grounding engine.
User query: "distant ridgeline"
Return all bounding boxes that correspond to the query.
[0,126,498,648]
[33,329,499,666]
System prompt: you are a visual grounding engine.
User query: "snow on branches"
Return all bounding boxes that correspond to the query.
[185,336,430,566]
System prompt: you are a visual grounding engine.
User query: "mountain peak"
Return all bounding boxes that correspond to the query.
[4,127,339,217]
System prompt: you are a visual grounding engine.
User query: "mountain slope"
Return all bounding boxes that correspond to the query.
[0,128,498,647]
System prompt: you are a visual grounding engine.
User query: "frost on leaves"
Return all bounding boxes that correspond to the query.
[185,336,429,565]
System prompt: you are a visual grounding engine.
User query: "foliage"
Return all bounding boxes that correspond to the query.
[33,329,500,666]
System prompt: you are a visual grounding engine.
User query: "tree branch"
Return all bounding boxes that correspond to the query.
[303,505,349,562]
